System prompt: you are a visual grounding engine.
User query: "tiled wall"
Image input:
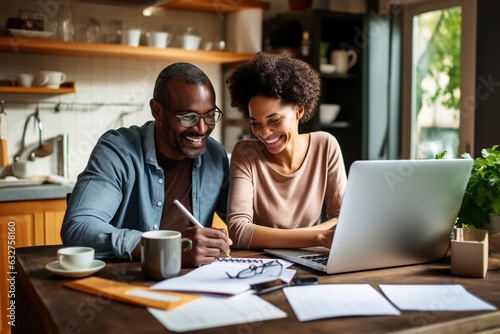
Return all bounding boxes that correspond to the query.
[0,0,226,181]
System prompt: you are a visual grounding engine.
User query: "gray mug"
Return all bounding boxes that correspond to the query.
[141,230,192,280]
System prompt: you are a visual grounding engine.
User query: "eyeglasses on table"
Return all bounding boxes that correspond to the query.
[225,260,283,279]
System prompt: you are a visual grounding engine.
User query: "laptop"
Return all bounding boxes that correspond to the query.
[264,159,473,274]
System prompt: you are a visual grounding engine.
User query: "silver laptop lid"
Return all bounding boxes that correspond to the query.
[326,159,473,274]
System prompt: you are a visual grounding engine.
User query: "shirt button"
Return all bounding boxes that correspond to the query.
[153,224,158,230]
[159,179,163,184]
[156,201,162,207]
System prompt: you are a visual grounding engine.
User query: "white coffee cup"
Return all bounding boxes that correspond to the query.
[124,29,142,47]
[182,34,201,50]
[141,230,192,280]
[37,70,67,89]
[57,247,95,270]
[146,31,170,48]
[16,73,35,87]
[330,50,358,74]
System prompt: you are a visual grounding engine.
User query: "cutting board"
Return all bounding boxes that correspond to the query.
[0,115,7,166]
[0,138,6,166]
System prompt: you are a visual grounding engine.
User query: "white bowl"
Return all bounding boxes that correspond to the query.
[320,63,336,73]
[319,104,341,124]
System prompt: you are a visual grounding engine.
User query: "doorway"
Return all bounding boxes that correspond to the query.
[401,0,477,158]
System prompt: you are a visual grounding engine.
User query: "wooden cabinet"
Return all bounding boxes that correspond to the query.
[0,199,66,334]
[263,9,367,170]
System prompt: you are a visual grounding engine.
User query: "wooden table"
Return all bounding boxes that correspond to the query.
[13,245,500,334]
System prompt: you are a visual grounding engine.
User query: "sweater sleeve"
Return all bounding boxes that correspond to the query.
[227,140,258,249]
[324,133,348,219]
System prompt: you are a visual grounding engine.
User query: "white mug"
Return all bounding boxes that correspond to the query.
[124,29,141,47]
[146,31,171,48]
[57,247,95,270]
[37,70,67,89]
[182,34,201,50]
[16,73,35,87]
[141,230,192,280]
[330,50,358,74]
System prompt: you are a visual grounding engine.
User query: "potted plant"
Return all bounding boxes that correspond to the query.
[456,145,500,230]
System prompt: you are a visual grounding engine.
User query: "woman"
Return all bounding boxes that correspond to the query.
[226,52,347,249]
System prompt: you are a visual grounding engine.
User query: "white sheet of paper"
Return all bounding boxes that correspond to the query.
[379,284,497,311]
[150,258,295,295]
[283,284,401,322]
[148,294,287,332]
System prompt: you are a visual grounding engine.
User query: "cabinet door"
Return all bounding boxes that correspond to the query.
[43,210,65,245]
[0,198,66,334]
[0,216,39,334]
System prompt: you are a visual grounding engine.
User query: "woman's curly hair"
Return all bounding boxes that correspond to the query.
[226,52,321,123]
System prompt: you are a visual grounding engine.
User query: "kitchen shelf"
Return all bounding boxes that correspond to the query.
[0,81,75,94]
[157,0,270,13]
[320,72,357,79]
[320,121,353,129]
[0,37,255,64]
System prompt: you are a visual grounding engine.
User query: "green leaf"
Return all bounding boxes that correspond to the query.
[458,145,500,227]
[434,150,447,159]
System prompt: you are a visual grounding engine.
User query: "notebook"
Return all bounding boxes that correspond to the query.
[264,159,473,274]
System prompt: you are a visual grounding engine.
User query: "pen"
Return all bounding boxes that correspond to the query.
[173,199,232,258]
[254,283,289,295]
[173,199,204,228]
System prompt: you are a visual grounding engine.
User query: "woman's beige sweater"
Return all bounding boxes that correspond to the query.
[227,131,347,249]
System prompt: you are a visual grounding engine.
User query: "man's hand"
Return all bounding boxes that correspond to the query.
[181,227,233,267]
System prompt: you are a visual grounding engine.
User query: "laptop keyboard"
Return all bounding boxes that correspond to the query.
[299,254,329,265]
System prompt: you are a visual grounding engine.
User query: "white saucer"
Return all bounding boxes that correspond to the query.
[46,260,105,278]
[9,29,54,39]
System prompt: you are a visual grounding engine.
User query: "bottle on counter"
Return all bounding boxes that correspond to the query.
[301,31,311,57]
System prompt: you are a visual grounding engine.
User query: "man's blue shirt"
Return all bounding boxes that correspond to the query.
[61,121,229,260]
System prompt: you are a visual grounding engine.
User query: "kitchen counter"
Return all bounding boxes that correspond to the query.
[0,184,73,202]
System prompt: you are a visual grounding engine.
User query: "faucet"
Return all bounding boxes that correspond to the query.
[13,106,53,162]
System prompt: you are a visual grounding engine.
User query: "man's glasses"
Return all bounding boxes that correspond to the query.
[155,99,223,128]
[226,260,283,279]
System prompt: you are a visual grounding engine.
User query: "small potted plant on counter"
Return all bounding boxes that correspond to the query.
[456,145,500,257]
[456,145,500,229]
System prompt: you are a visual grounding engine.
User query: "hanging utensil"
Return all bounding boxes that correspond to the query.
[0,100,7,167]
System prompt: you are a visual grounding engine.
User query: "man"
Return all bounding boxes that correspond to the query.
[61,63,232,267]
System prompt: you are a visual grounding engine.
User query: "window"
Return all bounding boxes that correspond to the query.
[401,0,477,158]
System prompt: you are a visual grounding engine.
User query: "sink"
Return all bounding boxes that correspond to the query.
[12,134,68,178]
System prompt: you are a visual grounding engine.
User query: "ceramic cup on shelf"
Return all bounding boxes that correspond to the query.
[146,31,171,48]
[182,34,201,50]
[16,73,35,87]
[33,72,49,87]
[141,230,192,280]
[181,27,201,50]
[36,70,67,89]
[123,28,142,47]
[330,49,358,74]
[57,246,95,271]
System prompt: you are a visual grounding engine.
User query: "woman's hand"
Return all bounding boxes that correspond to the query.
[318,223,337,248]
